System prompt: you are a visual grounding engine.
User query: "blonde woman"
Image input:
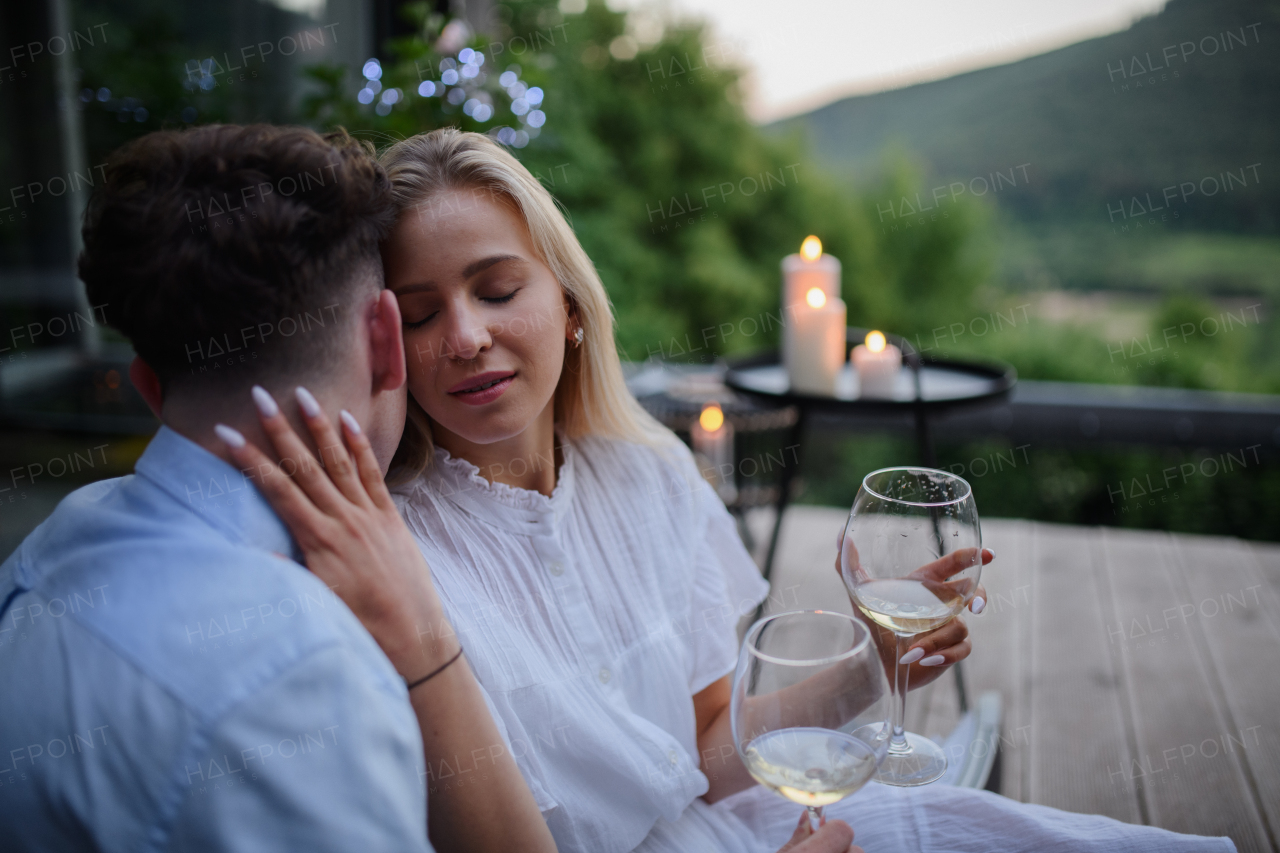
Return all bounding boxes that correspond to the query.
[224,128,1234,853]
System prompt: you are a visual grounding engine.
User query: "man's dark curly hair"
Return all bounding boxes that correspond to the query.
[79,124,394,393]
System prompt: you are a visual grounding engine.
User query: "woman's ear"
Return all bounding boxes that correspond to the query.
[370,289,407,394]
[563,296,579,342]
[129,356,164,419]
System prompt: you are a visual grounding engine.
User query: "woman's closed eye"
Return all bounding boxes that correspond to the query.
[401,288,521,329]
[403,310,438,329]
[481,288,519,305]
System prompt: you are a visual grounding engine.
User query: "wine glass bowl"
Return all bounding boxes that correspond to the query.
[731,610,892,828]
[839,467,982,787]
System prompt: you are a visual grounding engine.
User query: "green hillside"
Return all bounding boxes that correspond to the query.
[769,0,1280,233]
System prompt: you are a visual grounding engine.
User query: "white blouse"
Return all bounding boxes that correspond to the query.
[395,435,1235,853]
[394,435,770,853]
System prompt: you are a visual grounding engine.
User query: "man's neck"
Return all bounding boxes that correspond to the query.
[161,386,338,470]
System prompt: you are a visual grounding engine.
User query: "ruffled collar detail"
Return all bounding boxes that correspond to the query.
[423,440,576,537]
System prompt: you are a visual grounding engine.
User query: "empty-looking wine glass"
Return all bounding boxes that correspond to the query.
[840,466,982,786]
[732,610,892,830]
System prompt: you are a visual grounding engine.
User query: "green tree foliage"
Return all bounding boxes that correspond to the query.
[66,0,1273,396]
[298,0,990,361]
[71,0,314,166]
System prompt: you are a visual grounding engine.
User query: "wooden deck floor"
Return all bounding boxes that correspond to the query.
[748,508,1280,852]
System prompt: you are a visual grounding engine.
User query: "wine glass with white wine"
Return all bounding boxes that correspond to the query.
[840,466,982,787]
[732,610,892,831]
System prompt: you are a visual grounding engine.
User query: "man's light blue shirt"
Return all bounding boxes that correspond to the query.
[0,426,431,852]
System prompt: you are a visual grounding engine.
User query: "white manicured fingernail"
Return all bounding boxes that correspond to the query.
[971,596,986,614]
[984,548,996,561]
[339,409,362,435]
[295,386,321,418]
[251,385,278,418]
[214,424,245,448]
[899,647,925,665]
[920,654,946,667]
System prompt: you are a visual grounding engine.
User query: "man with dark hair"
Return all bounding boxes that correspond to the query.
[0,124,430,851]
[77,123,408,458]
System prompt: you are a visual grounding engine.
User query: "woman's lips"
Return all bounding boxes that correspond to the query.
[448,372,515,405]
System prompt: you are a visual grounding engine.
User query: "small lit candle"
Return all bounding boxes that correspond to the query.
[691,402,737,503]
[786,286,847,396]
[851,330,902,398]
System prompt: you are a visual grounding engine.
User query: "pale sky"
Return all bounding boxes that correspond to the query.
[624,0,1169,121]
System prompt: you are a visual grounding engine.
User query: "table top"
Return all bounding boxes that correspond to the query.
[725,350,1016,412]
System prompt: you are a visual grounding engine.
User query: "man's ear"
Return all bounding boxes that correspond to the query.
[370,289,407,394]
[129,356,164,419]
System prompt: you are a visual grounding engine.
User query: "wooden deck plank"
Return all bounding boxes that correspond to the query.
[1165,533,1280,852]
[754,506,850,617]
[1095,527,1269,851]
[901,643,953,744]
[960,518,1034,801]
[1250,542,1280,607]
[901,521,1036,750]
[1028,522,1142,822]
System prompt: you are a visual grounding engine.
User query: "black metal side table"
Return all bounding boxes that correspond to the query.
[724,328,1016,585]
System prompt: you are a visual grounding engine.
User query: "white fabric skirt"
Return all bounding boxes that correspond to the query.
[633,784,1237,853]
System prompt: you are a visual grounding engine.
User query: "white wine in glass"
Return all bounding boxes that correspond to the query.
[732,610,892,829]
[840,467,982,787]
[742,727,880,808]
[853,578,965,636]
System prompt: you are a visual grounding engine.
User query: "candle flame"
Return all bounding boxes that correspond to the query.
[866,330,887,353]
[699,402,725,432]
[800,235,823,261]
[805,287,827,308]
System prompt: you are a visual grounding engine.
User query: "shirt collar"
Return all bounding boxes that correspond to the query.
[134,425,301,561]
[426,439,576,538]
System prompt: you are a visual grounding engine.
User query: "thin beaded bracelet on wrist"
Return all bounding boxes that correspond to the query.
[404,646,464,692]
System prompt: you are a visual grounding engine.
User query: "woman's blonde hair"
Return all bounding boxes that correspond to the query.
[380,128,672,483]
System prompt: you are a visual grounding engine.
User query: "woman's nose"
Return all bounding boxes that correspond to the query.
[439,305,493,361]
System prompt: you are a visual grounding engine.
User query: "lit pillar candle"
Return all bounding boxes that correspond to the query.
[786,287,847,395]
[782,236,840,375]
[782,235,841,310]
[852,330,902,398]
[782,236,846,396]
[691,402,737,503]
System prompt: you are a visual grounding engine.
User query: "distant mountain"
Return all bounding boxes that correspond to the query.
[768,0,1280,232]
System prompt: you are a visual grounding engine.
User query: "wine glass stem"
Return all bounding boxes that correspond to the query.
[807,805,824,832]
[890,634,912,755]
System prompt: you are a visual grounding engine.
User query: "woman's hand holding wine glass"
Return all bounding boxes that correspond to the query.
[778,810,863,853]
[839,467,987,787]
[837,544,993,693]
